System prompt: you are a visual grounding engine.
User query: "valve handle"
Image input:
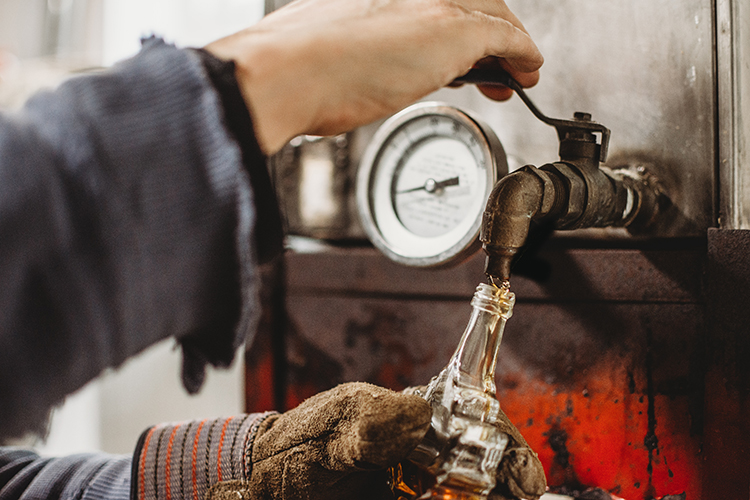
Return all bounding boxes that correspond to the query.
[452,67,611,163]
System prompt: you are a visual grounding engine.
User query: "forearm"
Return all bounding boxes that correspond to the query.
[0,38,269,441]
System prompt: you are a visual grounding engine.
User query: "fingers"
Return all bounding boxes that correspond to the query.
[477,14,543,72]
[449,10,541,102]
[256,382,431,470]
[249,383,429,500]
[478,85,515,101]
[289,383,431,469]
[474,56,541,101]
[445,0,542,73]
[451,3,542,100]
[489,408,547,500]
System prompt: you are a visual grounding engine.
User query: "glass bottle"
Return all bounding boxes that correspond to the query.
[390,282,515,500]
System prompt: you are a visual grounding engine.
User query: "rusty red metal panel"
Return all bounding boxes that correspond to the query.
[246,237,750,499]
[496,301,705,499]
[498,359,701,499]
[272,289,704,498]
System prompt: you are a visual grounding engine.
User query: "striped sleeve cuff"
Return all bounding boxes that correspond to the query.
[131,413,277,500]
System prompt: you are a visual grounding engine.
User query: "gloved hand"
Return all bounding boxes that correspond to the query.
[134,382,542,500]
[207,382,432,500]
[207,382,544,500]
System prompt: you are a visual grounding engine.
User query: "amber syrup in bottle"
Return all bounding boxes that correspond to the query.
[387,281,515,500]
[389,461,494,500]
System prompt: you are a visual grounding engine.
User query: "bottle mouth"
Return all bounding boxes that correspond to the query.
[471,283,515,318]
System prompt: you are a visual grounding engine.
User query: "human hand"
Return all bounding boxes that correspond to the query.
[205,0,543,154]
[205,382,431,500]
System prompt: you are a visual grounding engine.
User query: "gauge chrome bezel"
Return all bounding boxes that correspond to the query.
[356,102,508,267]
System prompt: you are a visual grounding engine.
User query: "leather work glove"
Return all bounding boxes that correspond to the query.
[133,382,544,500]
[216,383,546,500]
[133,382,430,500]
[229,382,431,500]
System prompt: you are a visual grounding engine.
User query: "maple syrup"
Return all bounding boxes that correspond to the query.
[388,282,515,500]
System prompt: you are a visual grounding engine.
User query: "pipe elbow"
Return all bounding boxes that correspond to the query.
[480,167,548,280]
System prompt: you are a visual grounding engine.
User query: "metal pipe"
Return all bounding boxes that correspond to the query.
[480,161,662,281]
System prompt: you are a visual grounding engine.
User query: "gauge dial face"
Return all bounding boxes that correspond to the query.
[392,129,482,238]
[357,103,507,267]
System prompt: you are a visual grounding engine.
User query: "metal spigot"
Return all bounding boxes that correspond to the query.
[454,68,664,281]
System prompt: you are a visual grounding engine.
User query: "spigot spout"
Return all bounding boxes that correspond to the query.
[480,168,550,281]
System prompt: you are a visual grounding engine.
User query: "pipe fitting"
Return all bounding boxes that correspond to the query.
[481,161,665,281]
[480,168,547,280]
[540,163,586,226]
[522,165,558,217]
[607,164,665,232]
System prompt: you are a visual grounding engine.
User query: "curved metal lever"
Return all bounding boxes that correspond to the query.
[452,67,611,163]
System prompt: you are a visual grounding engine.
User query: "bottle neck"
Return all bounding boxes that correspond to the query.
[450,283,514,394]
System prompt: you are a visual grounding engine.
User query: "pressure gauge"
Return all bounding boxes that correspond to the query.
[357,102,508,267]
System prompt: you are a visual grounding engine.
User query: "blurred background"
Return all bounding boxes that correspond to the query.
[0,0,264,108]
[4,0,750,496]
[0,0,264,455]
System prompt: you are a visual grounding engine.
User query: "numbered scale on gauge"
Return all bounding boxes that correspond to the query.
[357,102,508,267]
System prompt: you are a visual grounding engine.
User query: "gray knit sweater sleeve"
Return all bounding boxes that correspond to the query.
[0,448,132,500]
[0,413,278,500]
[0,36,265,441]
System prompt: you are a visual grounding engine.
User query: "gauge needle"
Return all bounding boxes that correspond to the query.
[398,176,460,194]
